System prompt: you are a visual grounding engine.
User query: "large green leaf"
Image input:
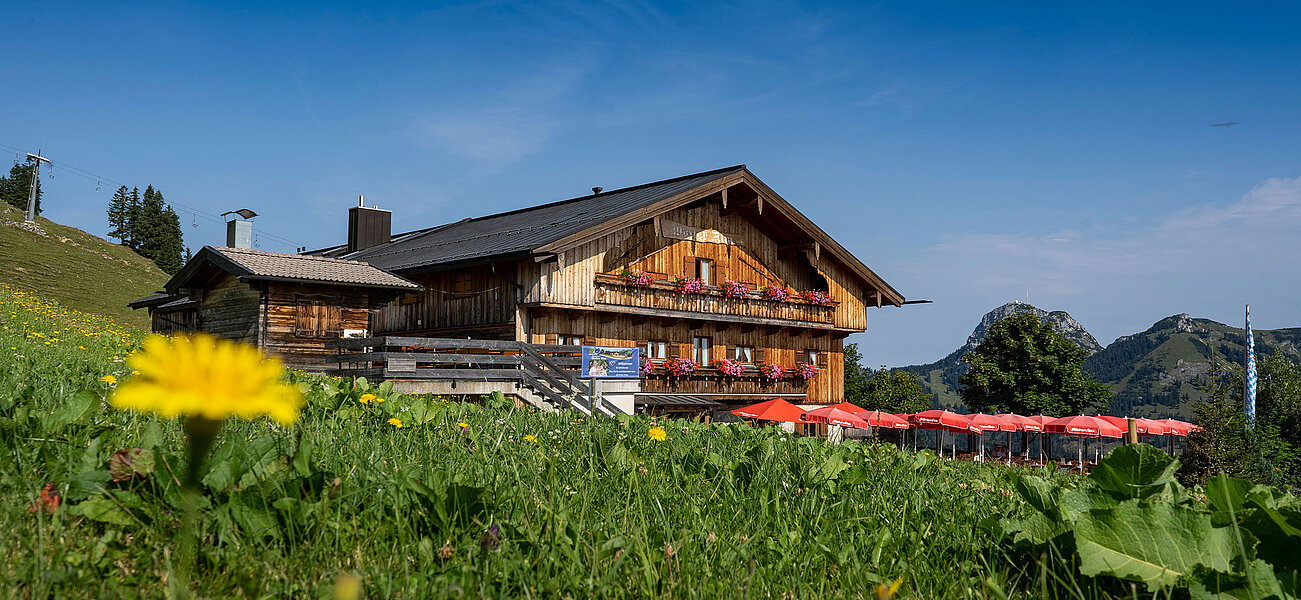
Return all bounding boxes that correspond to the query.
[1075,500,1235,590]
[1090,444,1183,501]
[1206,474,1257,527]
[1190,560,1291,600]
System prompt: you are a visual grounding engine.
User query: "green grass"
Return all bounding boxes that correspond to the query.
[0,204,168,330]
[3,286,1256,599]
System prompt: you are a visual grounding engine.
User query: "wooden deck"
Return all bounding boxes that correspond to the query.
[325,336,621,416]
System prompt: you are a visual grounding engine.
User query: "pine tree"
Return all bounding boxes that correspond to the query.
[134,186,166,262]
[153,203,186,275]
[0,158,43,214]
[107,186,131,243]
[124,187,142,248]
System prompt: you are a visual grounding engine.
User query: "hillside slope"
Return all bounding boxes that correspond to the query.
[1086,313,1301,419]
[0,204,169,329]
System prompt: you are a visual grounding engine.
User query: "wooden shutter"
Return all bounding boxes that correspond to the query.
[545,333,558,346]
[667,342,680,358]
[817,351,830,368]
[755,347,766,364]
[635,339,648,359]
[713,343,725,363]
[684,255,696,278]
[321,303,343,337]
[797,349,808,365]
[295,297,314,337]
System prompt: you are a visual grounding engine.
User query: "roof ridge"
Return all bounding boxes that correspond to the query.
[445,164,745,226]
[213,246,383,266]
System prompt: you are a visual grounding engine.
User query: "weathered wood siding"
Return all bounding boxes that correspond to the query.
[199,274,260,345]
[374,265,518,337]
[522,198,870,331]
[263,282,373,371]
[526,308,844,404]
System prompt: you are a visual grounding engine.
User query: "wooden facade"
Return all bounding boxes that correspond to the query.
[359,170,902,410]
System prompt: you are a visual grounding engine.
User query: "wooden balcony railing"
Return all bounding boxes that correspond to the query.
[639,365,811,396]
[593,275,836,326]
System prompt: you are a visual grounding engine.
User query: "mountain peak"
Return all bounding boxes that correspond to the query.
[964,302,1102,354]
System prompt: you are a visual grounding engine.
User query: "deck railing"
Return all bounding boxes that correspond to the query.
[323,336,620,417]
[593,275,836,325]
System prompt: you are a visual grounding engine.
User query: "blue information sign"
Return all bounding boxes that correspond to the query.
[581,346,641,379]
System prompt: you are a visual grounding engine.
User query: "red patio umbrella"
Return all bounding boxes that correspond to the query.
[909,410,976,457]
[731,398,807,423]
[1046,416,1124,472]
[967,414,1017,461]
[1023,415,1055,463]
[801,406,871,429]
[859,410,910,429]
[1154,418,1195,436]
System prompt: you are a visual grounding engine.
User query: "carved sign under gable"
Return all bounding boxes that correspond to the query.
[657,217,738,246]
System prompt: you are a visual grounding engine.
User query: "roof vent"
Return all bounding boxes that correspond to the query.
[221,209,257,249]
[592,186,603,195]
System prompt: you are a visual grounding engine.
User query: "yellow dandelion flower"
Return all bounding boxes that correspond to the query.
[101,375,117,385]
[376,397,385,403]
[457,422,469,428]
[109,333,303,425]
[648,426,667,441]
[524,434,537,443]
[359,393,375,405]
[876,577,904,600]
[388,417,403,428]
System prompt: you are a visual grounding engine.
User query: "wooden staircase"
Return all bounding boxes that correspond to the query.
[324,337,624,417]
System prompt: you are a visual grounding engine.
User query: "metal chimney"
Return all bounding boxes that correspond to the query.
[221,209,258,249]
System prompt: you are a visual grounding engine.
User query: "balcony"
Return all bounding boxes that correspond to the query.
[593,274,837,327]
[640,363,811,396]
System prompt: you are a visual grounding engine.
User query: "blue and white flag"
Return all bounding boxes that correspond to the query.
[1245,305,1257,426]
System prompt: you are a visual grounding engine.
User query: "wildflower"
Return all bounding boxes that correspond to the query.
[439,541,455,559]
[458,421,469,428]
[388,417,403,428]
[376,397,385,403]
[28,483,60,515]
[524,434,537,443]
[480,524,502,552]
[359,393,375,405]
[110,333,303,426]
[876,577,904,600]
[648,426,667,441]
[101,374,117,385]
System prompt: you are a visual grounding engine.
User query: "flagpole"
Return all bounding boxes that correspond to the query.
[1245,304,1256,430]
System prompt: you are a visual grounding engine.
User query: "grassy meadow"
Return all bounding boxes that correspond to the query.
[2,284,1297,599]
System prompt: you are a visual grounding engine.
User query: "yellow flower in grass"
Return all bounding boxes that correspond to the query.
[110,333,303,426]
[648,426,667,442]
[101,375,117,385]
[524,434,537,443]
[457,422,469,428]
[359,393,375,405]
[388,417,403,428]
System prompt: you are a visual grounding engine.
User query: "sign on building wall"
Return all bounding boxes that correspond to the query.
[657,217,738,246]
[581,346,642,379]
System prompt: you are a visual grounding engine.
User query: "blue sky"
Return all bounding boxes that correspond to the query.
[4,2,1300,366]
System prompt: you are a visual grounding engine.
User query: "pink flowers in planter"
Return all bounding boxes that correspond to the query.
[673,277,707,295]
[760,286,791,302]
[663,357,698,377]
[796,363,819,380]
[759,362,786,381]
[720,280,750,299]
[710,358,743,377]
[799,290,834,306]
[641,359,655,375]
[619,268,653,286]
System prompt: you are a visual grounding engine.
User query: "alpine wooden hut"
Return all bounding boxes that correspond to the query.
[133,165,908,417]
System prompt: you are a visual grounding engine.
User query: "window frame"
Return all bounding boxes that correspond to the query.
[695,258,714,286]
[692,336,712,364]
[735,345,754,364]
[646,340,668,360]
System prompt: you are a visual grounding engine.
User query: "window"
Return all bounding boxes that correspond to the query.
[558,335,584,346]
[453,272,473,296]
[696,259,714,286]
[735,345,754,363]
[692,336,712,363]
[806,350,819,365]
[646,340,668,359]
[294,296,342,338]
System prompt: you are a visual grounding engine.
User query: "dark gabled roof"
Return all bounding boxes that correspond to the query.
[128,291,175,309]
[332,165,747,271]
[166,246,421,293]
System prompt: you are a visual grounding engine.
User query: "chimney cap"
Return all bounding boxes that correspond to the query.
[592,186,603,194]
[221,208,258,220]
